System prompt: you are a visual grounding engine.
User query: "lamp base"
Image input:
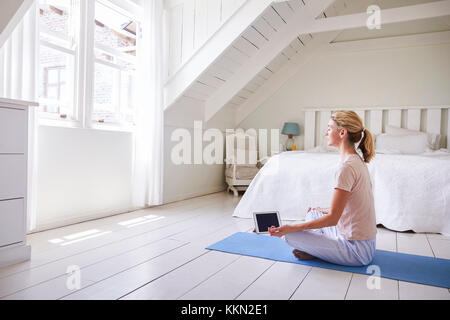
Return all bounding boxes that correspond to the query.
[285,138,295,151]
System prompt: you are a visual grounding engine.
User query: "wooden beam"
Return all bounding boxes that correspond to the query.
[234,31,339,125]
[324,31,450,54]
[204,0,336,121]
[303,0,337,19]
[304,0,450,35]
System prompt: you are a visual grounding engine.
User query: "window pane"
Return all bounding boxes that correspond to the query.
[94,1,136,55]
[47,69,59,84]
[39,45,75,117]
[39,0,75,41]
[94,49,114,63]
[93,62,117,122]
[92,1,139,125]
[47,86,58,99]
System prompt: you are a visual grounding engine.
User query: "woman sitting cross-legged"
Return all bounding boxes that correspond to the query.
[269,111,377,267]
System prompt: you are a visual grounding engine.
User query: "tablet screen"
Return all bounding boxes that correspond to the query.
[255,212,280,232]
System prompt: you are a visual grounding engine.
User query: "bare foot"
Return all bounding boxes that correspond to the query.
[292,249,316,260]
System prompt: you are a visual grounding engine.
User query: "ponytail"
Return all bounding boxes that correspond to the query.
[358,129,375,163]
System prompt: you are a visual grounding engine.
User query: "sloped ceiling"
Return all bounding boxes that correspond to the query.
[165,0,450,129]
[0,0,24,34]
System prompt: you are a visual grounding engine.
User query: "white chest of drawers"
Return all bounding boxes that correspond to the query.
[0,98,37,268]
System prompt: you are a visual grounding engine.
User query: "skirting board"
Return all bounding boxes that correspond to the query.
[30,206,136,234]
[0,243,31,268]
[162,185,227,205]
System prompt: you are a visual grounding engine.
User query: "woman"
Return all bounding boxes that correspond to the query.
[269,111,377,267]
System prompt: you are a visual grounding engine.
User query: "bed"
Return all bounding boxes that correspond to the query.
[232,106,450,236]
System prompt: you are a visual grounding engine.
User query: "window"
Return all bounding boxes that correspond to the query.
[92,0,138,124]
[42,66,66,112]
[39,0,77,119]
[38,0,140,128]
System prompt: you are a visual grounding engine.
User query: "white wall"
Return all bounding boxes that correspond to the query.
[163,96,235,204]
[163,125,226,203]
[239,43,450,150]
[36,126,133,230]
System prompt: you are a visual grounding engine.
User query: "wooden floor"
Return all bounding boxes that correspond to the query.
[1,192,449,300]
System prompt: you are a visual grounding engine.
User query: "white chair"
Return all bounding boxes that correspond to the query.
[225,129,260,196]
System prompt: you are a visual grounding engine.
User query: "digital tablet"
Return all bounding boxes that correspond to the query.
[253,211,281,234]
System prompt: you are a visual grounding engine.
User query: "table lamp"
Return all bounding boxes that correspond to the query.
[282,122,300,151]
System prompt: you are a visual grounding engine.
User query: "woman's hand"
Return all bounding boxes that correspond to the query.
[268,225,293,237]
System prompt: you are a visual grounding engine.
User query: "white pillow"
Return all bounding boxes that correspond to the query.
[375,133,429,154]
[385,125,441,150]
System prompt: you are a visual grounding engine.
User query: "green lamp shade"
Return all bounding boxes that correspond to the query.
[282,122,300,136]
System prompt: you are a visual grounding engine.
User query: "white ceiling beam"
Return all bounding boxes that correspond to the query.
[303,0,338,19]
[324,30,450,54]
[204,0,336,121]
[304,0,450,35]
[235,31,340,125]
[163,0,273,111]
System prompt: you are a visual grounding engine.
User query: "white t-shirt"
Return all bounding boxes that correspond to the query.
[334,154,377,240]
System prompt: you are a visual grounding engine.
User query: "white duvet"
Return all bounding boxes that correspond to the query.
[232,150,450,235]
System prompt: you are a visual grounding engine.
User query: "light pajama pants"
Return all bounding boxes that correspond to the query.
[282,210,376,267]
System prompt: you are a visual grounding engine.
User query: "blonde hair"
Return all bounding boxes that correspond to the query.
[331,111,375,163]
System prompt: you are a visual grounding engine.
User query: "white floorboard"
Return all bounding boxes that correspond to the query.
[61,222,254,300]
[426,237,450,259]
[345,273,399,300]
[236,262,311,300]
[289,268,353,300]
[398,281,450,300]
[3,240,188,300]
[397,233,435,257]
[121,251,241,300]
[0,197,236,280]
[27,192,227,252]
[0,192,448,300]
[179,255,274,300]
[375,227,397,252]
[0,205,237,297]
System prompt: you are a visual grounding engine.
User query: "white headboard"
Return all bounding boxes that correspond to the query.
[302,106,450,150]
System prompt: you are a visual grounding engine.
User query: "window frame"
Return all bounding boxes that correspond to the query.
[38,0,142,132]
[92,37,138,125]
[38,1,79,123]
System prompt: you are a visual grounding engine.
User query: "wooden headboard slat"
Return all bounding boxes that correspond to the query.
[302,106,449,150]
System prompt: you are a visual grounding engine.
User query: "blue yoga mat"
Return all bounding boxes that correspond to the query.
[206,232,450,289]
